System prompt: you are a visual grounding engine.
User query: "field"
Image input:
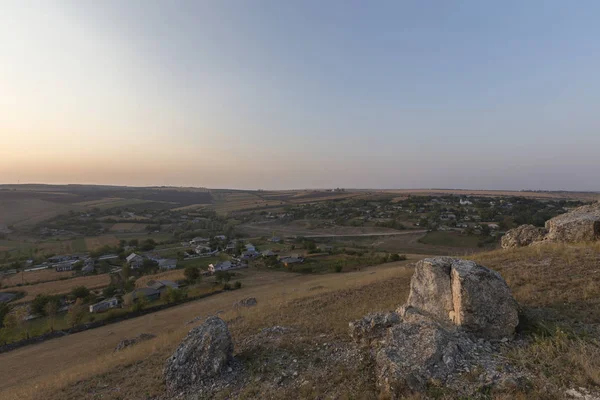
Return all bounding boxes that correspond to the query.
[0,274,111,303]
[108,223,148,233]
[0,260,415,399]
[0,268,74,287]
[418,230,482,248]
[2,243,600,399]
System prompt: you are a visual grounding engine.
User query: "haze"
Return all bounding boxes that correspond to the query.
[2,1,600,191]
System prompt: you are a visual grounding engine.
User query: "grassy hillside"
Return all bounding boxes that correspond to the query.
[2,244,600,399]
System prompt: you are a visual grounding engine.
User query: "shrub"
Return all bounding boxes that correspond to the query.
[234,281,242,289]
[70,286,90,301]
[223,283,232,290]
[184,266,200,283]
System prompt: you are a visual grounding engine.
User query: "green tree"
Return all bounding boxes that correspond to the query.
[163,287,184,304]
[44,301,58,331]
[0,303,10,329]
[70,286,90,301]
[68,299,86,327]
[132,293,148,312]
[215,271,231,284]
[184,266,200,283]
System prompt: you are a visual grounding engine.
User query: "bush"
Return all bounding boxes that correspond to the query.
[388,253,407,262]
[215,271,232,284]
[223,283,232,290]
[163,287,185,304]
[70,286,90,301]
[234,281,242,289]
[31,294,61,316]
[184,266,200,283]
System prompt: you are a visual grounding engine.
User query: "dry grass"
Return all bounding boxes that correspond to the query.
[84,235,120,250]
[135,269,186,287]
[0,269,74,287]
[109,223,148,233]
[5,242,600,399]
[0,261,414,400]
[0,273,111,303]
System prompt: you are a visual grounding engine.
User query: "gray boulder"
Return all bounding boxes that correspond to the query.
[164,316,233,394]
[501,224,547,248]
[404,257,518,339]
[349,312,400,346]
[114,333,156,352]
[375,311,475,397]
[233,297,257,308]
[545,203,600,243]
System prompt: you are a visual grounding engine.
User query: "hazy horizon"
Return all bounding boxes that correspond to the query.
[2,1,600,191]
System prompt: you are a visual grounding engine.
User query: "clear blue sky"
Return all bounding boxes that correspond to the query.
[2,1,599,190]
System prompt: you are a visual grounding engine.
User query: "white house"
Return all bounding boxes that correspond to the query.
[245,244,256,252]
[208,261,232,273]
[460,199,473,206]
[214,235,227,241]
[89,298,119,313]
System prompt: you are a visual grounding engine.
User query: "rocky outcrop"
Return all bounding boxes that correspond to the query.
[405,257,518,339]
[501,224,547,248]
[350,257,522,398]
[501,202,600,247]
[233,297,257,308]
[545,203,600,243]
[164,316,233,395]
[114,333,156,352]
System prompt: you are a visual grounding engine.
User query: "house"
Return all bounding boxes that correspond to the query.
[319,245,333,252]
[81,264,95,274]
[157,259,177,270]
[208,261,232,273]
[460,199,473,206]
[245,244,256,252]
[241,250,259,260]
[89,297,119,313]
[488,224,500,230]
[130,287,161,303]
[146,280,179,292]
[225,241,237,253]
[189,237,209,245]
[262,249,276,257]
[269,236,282,243]
[214,235,227,241]
[126,253,144,269]
[279,256,304,267]
[55,262,74,272]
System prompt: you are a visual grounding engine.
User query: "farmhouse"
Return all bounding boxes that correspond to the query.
[245,243,256,252]
[55,262,74,272]
[126,253,144,269]
[280,256,304,267]
[89,297,119,313]
[208,261,232,273]
[129,287,161,303]
[146,280,179,292]
[157,259,177,270]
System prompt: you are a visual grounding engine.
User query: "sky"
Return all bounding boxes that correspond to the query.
[1,1,600,191]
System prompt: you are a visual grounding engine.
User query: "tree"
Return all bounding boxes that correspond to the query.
[102,284,117,298]
[234,281,242,289]
[4,307,28,339]
[70,286,90,301]
[68,299,86,327]
[184,266,200,283]
[215,271,231,284]
[44,301,58,331]
[31,294,61,316]
[72,260,84,271]
[163,287,184,304]
[128,239,139,247]
[0,303,10,329]
[132,293,148,312]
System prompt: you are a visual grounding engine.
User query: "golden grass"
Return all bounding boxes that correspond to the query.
[0,261,414,400]
[5,242,600,399]
[0,274,111,303]
[108,223,148,233]
[0,269,74,287]
[135,269,186,287]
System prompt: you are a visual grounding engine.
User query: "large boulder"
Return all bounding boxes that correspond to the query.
[349,312,400,346]
[164,316,233,394]
[501,224,547,248]
[404,257,518,339]
[545,203,600,243]
[375,310,475,396]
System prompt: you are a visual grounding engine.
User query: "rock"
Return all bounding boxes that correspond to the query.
[375,313,475,396]
[404,257,518,339]
[545,203,600,243]
[163,316,233,394]
[501,224,547,248]
[233,297,257,308]
[349,312,400,345]
[114,333,156,352]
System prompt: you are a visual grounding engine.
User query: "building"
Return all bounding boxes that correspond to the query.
[146,280,179,292]
[157,259,177,270]
[245,244,256,252]
[208,261,232,273]
[129,287,161,303]
[280,256,304,267]
[81,264,95,274]
[126,253,144,269]
[261,249,276,257]
[55,262,74,272]
[214,235,227,241]
[269,236,282,243]
[89,297,119,313]
[189,237,209,245]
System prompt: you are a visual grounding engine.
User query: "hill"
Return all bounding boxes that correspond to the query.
[1,241,600,399]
